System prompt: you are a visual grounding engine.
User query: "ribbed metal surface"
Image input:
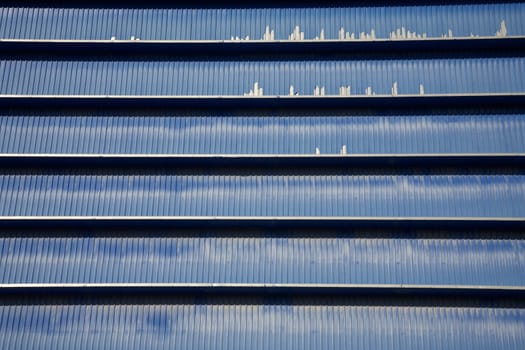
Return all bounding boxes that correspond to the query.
[0,232,524,285]
[1,58,524,95]
[1,113,524,154]
[0,173,523,216]
[1,2,524,349]
[0,298,523,350]
[1,4,524,40]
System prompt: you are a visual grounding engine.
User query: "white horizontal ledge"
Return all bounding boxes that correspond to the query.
[4,153,525,158]
[2,36,524,44]
[2,282,523,290]
[1,92,524,98]
[2,216,523,221]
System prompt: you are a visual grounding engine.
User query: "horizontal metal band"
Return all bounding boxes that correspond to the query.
[1,153,524,168]
[0,93,524,108]
[0,216,523,229]
[4,0,521,8]
[1,37,524,55]
[0,282,523,297]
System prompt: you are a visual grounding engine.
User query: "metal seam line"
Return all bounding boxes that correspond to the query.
[2,153,524,158]
[2,36,525,44]
[1,93,524,98]
[0,283,523,291]
[0,216,523,221]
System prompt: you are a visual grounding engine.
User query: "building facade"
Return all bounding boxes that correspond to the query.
[0,1,524,349]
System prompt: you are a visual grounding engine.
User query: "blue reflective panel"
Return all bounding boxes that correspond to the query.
[1,58,524,95]
[0,233,523,285]
[0,173,524,216]
[0,4,524,40]
[1,113,524,154]
[0,299,523,350]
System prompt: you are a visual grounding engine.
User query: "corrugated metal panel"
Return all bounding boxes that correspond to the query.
[1,113,524,154]
[0,297,523,350]
[0,233,524,285]
[0,173,523,216]
[1,58,524,95]
[1,2,524,349]
[1,4,524,40]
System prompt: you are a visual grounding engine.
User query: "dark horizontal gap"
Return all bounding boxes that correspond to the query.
[1,218,523,230]
[2,39,524,59]
[1,294,524,309]
[4,51,523,62]
[2,155,524,170]
[0,165,523,176]
[0,286,524,302]
[1,95,524,109]
[0,227,523,239]
[3,105,525,116]
[4,0,521,9]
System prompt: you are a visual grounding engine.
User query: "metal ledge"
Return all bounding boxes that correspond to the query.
[0,283,523,297]
[1,153,524,168]
[2,37,525,55]
[5,0,524,8]
[0,216,523,230]
[0,93,524,108]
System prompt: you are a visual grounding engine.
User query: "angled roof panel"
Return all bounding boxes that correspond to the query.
[0,296,523,350]
[0,173,524,216]
[1,4,524,40]
[1,113,525,154]
[0,231,524,285]
[1,58,524,95]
